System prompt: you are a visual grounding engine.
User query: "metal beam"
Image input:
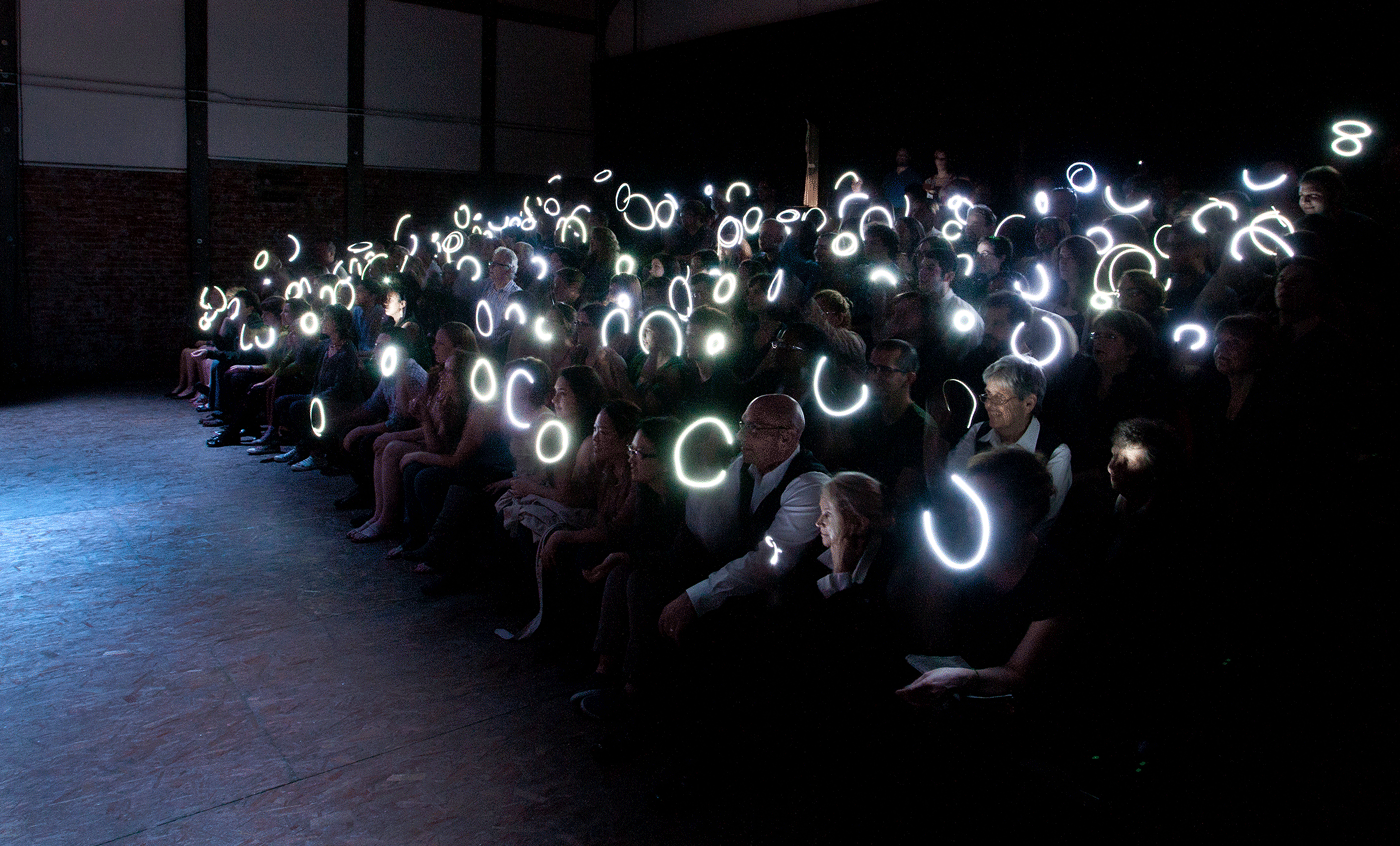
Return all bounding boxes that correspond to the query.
[185,0,210,301]
[347,0,365,239]
[0,0,22,391]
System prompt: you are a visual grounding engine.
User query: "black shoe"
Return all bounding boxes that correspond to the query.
[207,429,242,447]
[334,488,373,511]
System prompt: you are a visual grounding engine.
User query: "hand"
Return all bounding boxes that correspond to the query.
[250,380,270,391]
[658,593,698,642]
[583,552,629,584]
[191,348,211,360]
[226,364,251,375]
[400,451,429,469]
[896,667,977,707]
[484,478,514,495]
[343,427,365,451]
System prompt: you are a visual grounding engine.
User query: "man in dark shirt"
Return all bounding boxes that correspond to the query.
[848,339,929,514]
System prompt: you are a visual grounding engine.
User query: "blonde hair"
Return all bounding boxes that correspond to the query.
[821,472,889,540]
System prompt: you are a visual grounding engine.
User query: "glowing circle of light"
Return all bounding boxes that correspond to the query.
[534,419,571,464]
[725,181,752,203]
[942,378,978,430]
[348,241,373,254]
[957,253,974,277]
[830,232,859,258]
[1009,316,1064,368]
[668,275,695,320]
[1066,162,1098,193]
[742,206,764,235]
[541,197,560,217]
[1085,226,1115,255]
[614,254,637,276]
[766,269,784,303]
[765,535,782,567]
[1104,186,1151,215]
[859,205,895,238]
[503,368,536,430]
[811,355,870,417]
[502,303,528,328]
[952,308,977,333]
[803,207,829,232]
[837,191,869,221]
[614,182,632,212]
[254,326,277,350]
[869,267,900,287]
[1191,198,1241,234]
[532,315,556,344]
[776,209,800,223]
[941,220,964,242]
[1330,120,1372,157]
[253,250,270,270]
[285,280,308,300]
[475,301,495,338]
[334,279,356,308]
[1089,291,1117,311]
[378,345,400,378]
[945,195,972,224]
[1228,226,1296,262]
[716,216,745,250]
[1152,225,1172,259]
[1016,264,1053,304]
[439,230,463,261]
[1241,169,1288,192]
[704,331,726,357]
[921,474,991,571]
[593,169,613,183]
[309,397,327,438]
[655,195,678,229]
[994,213,1025,238]
[1172,323,1209,351]
[299,311,320,337]
[712,272,738,304]
[600,307,631,347]
[622,192,657,231]
[1034,191,1050,215]
[673,416,735,489]
[637,309,685,357]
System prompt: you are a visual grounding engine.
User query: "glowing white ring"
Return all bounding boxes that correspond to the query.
[254,326,277,350]
[725,181,752,203]
[622,192,657,231]
[542,197,561,217]
[668,275,695,320]
[1228,226,1296,262]
[830,232,859,258]
[469,357,498,403]
[952,308,977,333]
[943,379,978,430]
[334,279,356,309]
[957,253,974,277]
[379,345,400,377]
[717,216,745,249]
[1172,323,1209,352]
[803,207,829,232]
[439,230,463,261]
[812,355,869,417]
[704,184,715,197]
[253,250,270,270]
[673,416,734,489]
[285,280,309,300]
[1009,316,1063,368]
[1088,291,1116,311]
[704,332,726,357]
[503,368,536,430]
[1066,162,1098,193]
[776,209,800,223]
[614,182,632,212]
[1017,264,1052,304]
[945,195,972,225]
[638,310,684,358]
[457,255,483,282]
[834,171,859,191]
[1152,225,1172,259]
[941,220,964,242]
[765,269,784,303]
[503,302,528,327]
[529,255,548,281]
[742,206,764,235]
[655,195,678,229]
[298,311,320,337]
[534,419,570,464]
[837,192,869,221]
[1034,191,1050,215]
[1191,199,1241,234]
[1241,169,1288,192]
[1330,120,1372,157]
[859,206,894,239]
[1247,209,1295,256]
[593,169,613,183]
[309,397,327,438]
[1104,186,1150,215]
[348,241,373,254]
[869,267,900,287]
[1085,226,1115,255]
[532,315,555,344]
[600,307,631,347]
[994,213,1025,238]
[614,255,637,277]
[475,301,495,338]
[921,474,991,571]
[713,272,738,304]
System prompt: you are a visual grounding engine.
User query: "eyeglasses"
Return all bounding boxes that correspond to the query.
[626,445,658,459]
[771,340,806,352]
[866,363,910,376]
[980,392,1019,407]
[1090,330,1122,342]
[736,421,793,436]
[489,261,513,269]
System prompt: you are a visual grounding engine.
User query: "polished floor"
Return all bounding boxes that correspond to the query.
[0,386,711,845]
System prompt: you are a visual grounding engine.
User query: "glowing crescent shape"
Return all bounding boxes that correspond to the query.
[725,181,752,203]
[1088,291,1117,311]
[1228,226,1296,262]
[622,192,657,231]
[378,345,399,378]
[942,378,978,430]
[238,324,255,352]
[1094,244,1158,294]
[548,174,562,183]
[317,284,335,305]
[1172,323,1209,352]
[716,216,744,250]
[859,205,894,239]
[475,301,495,338]
[837,192,869,221]
[253,250,270,270]
[1066,162,1098,193]
[285,234,301,264]
[593,169,613,183]
[1009,316,1064,368]
[1330,120,1372,157]
[831,232,859,258]
[812,355,869,417]
[1152,224,1172,259]
[535,419,571,464]
[439,230,463,261]
[504,368,536,430]
[776,209,801,223]
[614,182,632,212]
[1085,226,1115,254]
[1034,191,1050,215]
[347,241,373,254]
[921,474,991,570]
[742,206,764,235]
[299,312,320,337]
[765,269,784,303]
[407,234,418,257]
[503,302,528,327]
[542,197,561,216]
[334,279,356,309]
[469,357,498,403]
[601,307,631,347]
[957,253,974,277]
[457,255,482,281]
[945,195,972,225]
[530,255,548,281]
[638,309,685,358]
[1241,169,1288,192]
[713,272,738,304]
[226,298,242,321]
[941,220,964,242]
[208,286,228,312]
[951,308,977,333]
[614,254,637,276]
[1191,199,1241,234]
[1104,186,1150,215]
[309,397,328,438]
[668,275,695,320]
[994,213,1025,238]
[765,535,782,566]
[284,280,306,300]
[254,326,277,350]
[556,215,588,245]
[1246,209,1295,256]
[532,316,555,344]
[391,214,411,243]
[673,416,735,489]
[834,171,859,191]
[1017,264,1053,304]
[704,332,727,357]
[869,267,900,287]
[655,195,678,229]
[803,207,828,232]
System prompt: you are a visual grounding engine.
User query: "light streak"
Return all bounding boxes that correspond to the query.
[859,205,894,238]
[1104,186,1150,215]
[1152,224,1172,259]
[548,174,562,183]
[555,214,588,245]
[1190,198,1241,234]
[655,194,678,229]
[1330,120,1372,157]
[346,259,361,276]
[198,286,218,311]
[542,197,560,216]
[254,326,277,350]
[725,181,752,203]
[393,214,411,242]
[742,206,764,235]
[704,184,714,196]
[614,182,632,212]
[1009,316,1064,367]
[1088,291,1117,311]
[776,209,800,223]
[834,171,859,191]
[668,274,695,320]
[239,325,255,351]
[379,344,400,377]
[1034,191,1050,215]
[318,284,335,304]
[334,279,356,309]
[941,220,964,242]
[476,301,494,338]
[593,169,613,183]
[869,267,900,287]
[614,254,637,276]
[439,230,463,263]
[812,355,870,417]
[469,357,498,403]
[942,379,978,430]
[530,255,548,280]
[952,308,977,333]
[1017,264,1053,303]
[957,253,974,277]
[286,234,301,263]
[704,331,726,357]
[1228,225,1295,262]
[299,312,320,337]
[994,213,1025,238]
[407,234,418,256]
[1066,162,1098,193]
[716,216,744,249]
[253,250,270,270]
[309,397,327,438]
[1247,209,1295,255]
[622,191,657,231]
[504,368,535,429]
[457,255,482,281]
[1093,244,1158,294]
[1172,323,1209,351]
[1241,169,1288,192]
[535,419,570,464]
[803,207,829,232]
[765,535,782,566]
[712,272,738,304]
[399,253,410,273]
[830,232,859,257]
[532,315,555,343]
[348,241,373,254]
[638,309,685,357]
[673,416,734,489]
[1085,225,1115,254]
[600,307,631,347]
[921,474,991,570]
[766,269,784,303]
[285,279,309,300]
[945,195,972,224]
[227,298,242,321]
[837,191,869,221]
[197,312,217,332]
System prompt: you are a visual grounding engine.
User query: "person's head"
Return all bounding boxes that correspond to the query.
[1212,313,1271,376]
[1115,269,1166,320]
[980,290,1034,346]
[592,399,642,463]
[354,276,385,309]
[607,273,641,313]
[895,147,911,168]
[981,355,1045,438]
[759,219,785,254]
[590,226,620,258]
[435,321,476,364]
[813,289,852,330]
[649,252,677,279]
[884,291,931,344]
[914,236,957,296]
[680,199,707,233]
[1275,256,1331,318]
[311,240,336,268]
[1298,166,1345,217]
[739,394,804,473]
[553,364,606,430]
[503,356,553,411]
[1055,235,1098,287]
[552,267,585,306]
[574,302,607,349]
[258,296,286,324]
[964,447,1054,546]
[976,236,1012,276]
[867,339,918,405]
[1108,418,1184,504]
[1166,222,1211,275]
[895,216,926,254]
[1048,187,1078,219]
[1103,213,1149,248]
[282,296,312,329]
[816,472,889,549]
[684,305,732,362]
[640,310,681,361]
[488,246,518,288]
[689,249,720,276]
[230,289,260,322]
[323,304,357,347]
[1090,309,1154,373]
[1034,217,1070,254]
[863,223,900,263]
[964,205,997,243]
[629,416,681,490]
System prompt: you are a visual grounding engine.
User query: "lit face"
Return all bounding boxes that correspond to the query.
[916,256,952,296]
[1091,326,1134,371]
[573,311,599,347]
[627,432,660,486]
[592,411,623,461]
[815,491,840,549]
[650,257,665,278]
[1213,329,1259,376]
[432,329,454,365]
[1057,246,1080,283]
[982,378,1034,438]
[1115,276,1154,316]
[1034,224,1060,254]
[552,377,578,422]
[975,239,1002,275]
[895,148,910,168]
[1107,441,1152,498]
[737,406,796,472]
[1297,181,1330,216]
[866,347,912,400]
[488,252,515,288]
[384,290,405,322]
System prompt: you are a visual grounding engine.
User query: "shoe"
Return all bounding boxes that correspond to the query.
[194,403,212,413]
[334,488,372,511]
[249,429,277,445]
[207,429,242,447]
[569,672,621,704]
[272,447,304,463]
[291,454,327,471]
[248,442,281,455]
[200,416,225,427]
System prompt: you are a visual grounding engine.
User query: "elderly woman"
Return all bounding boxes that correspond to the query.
[945,355,1071,528]
[814,472,896,598]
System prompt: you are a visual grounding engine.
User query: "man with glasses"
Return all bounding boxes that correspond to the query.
[839,340,929,514]
[479,246,521,319]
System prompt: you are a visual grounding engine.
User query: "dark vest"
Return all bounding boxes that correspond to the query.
[730,449,828,562]
[971,417,1065,460]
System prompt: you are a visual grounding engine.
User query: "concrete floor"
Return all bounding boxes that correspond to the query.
[0,386,714,845]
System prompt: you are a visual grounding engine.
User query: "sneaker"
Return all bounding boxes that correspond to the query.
[291,454,327,472]
[272,447,304,464]
[248,442,281,455]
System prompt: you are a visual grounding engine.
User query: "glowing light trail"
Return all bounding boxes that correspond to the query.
[811,355,869,417]
[673,416,734,489]
[921,474,991,570]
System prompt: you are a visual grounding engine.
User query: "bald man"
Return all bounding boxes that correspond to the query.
[658,394,831,640]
